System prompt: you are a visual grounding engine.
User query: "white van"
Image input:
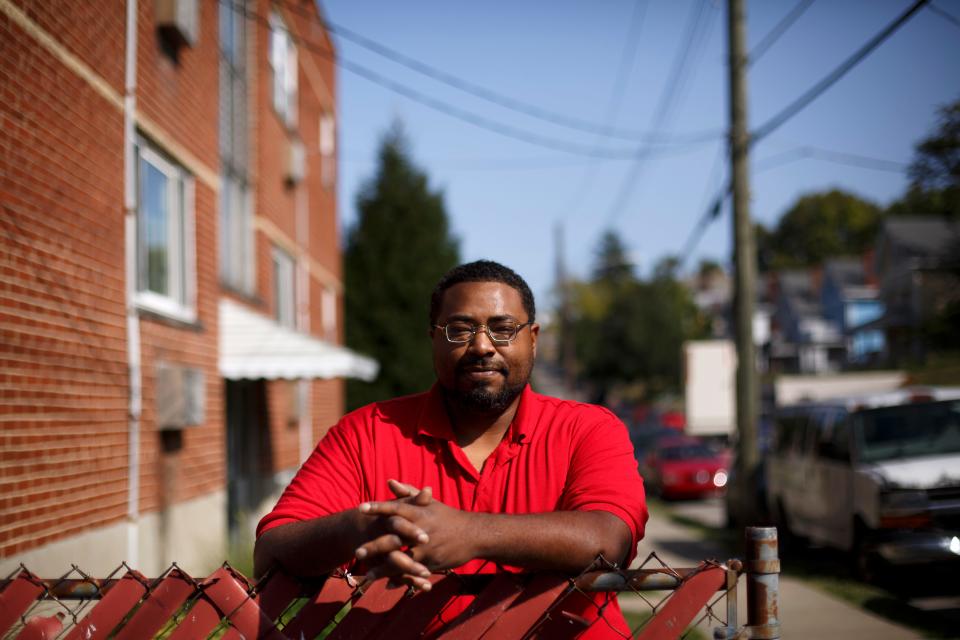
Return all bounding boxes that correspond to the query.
[766,387,960,577]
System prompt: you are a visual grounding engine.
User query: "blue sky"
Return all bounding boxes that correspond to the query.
[320,0,960,308]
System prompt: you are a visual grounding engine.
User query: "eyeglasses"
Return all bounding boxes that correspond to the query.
[433,320,533,345]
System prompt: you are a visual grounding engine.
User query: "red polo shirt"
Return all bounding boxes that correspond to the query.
[258,384,648,637]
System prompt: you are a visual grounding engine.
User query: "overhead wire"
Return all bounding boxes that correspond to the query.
[677,0,929,266]
[678,143,728,269]
[224,0,719,160]
[753,146,908,174]
[276,0,720,144]
[751,0,930,144]
[747,0,815,67]
[678,146,909,262]
[604,0,719,227]
[560,0,649,221]
[927,2,960,31]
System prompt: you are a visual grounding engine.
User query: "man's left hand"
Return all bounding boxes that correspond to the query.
[357,484,478,574]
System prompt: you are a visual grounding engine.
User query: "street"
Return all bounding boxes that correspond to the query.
[621,497,960,639]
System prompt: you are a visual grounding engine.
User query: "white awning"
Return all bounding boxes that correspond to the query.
[219,298,379,381]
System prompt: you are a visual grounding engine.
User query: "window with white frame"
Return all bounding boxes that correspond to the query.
[319,112,336,189]
[273,247,296,329]
[322,286,337,341]
[136,143,195,320]
[219,0,253,293]
[269,12,297,128]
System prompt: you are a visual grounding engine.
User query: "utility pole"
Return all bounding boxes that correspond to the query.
[727,0,759,525]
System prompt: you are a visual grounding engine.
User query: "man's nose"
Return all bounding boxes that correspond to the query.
[466,327,496,354]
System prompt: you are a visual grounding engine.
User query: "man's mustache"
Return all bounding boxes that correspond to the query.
[457,357,508,375]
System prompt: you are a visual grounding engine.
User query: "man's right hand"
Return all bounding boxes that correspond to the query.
[355,479,436,591]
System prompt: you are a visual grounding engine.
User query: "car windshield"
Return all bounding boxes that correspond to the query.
[659,444,717,461]
[856,400,960,463]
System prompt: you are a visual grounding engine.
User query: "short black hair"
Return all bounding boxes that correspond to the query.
[430,260,536,325]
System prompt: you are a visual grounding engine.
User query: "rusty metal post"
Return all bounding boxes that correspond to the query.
[745,527,780,639]
[712,561,745,640]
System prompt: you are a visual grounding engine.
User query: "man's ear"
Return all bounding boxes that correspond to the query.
[530,323,540,358]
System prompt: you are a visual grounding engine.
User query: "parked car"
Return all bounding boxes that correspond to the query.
[765,387,960,579]
[642,436,730,500]
[629,426,679,462]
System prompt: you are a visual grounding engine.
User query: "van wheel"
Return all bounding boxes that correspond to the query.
[775,501,799,552]
[853,520,879,583]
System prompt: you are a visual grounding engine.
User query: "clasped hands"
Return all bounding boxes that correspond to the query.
[354,479,475,592]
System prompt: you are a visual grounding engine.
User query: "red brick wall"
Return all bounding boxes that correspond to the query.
[136,0,220,172]
[312,379,345,444]
[0,0,224,558]
[1,0,348,560]
[10,0,126,93]
[1,3,128,556]
[134,0,224,516]
[250,0,346,474]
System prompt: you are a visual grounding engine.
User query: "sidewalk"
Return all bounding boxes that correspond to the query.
[621,501,920,639]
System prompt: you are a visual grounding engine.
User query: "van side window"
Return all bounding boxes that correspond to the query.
[774,414,808,455]
[816,411,851,462]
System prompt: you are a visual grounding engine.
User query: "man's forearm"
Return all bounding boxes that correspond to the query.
[253,509,367,578]
[468,510,632,573]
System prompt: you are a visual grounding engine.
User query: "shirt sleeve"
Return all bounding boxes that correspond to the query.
[560,408,649,566]
[256,412,367,538]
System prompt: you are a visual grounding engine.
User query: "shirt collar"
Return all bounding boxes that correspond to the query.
[416,383,534,444]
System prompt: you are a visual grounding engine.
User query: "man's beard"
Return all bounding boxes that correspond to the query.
[455,378,526,413]
[447,358,532,414]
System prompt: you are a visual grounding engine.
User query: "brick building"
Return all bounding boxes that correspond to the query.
[0,0,375,576]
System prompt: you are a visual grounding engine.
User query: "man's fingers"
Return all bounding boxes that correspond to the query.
[390,574,433,592]
[385,514,430,544]
[355,533,403,561]
[360,500,406,517]
[363,550,430,583]
[387,479,419,498]
[413,486,432,506]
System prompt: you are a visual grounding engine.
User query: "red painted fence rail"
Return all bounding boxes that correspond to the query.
[0,528,781,640]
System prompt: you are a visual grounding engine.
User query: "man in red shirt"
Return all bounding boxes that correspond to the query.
[255,260,648,637]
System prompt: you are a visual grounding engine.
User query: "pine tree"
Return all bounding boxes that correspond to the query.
[344,124,460,410]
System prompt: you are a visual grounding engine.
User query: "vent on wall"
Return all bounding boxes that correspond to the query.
[156,364,206,429]
[287,137,306,185]
[156,0,199,48]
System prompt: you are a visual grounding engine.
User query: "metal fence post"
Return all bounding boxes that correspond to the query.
[745,526,781,639]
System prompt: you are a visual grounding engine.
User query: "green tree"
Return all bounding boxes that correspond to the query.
[757,189,882,270]
[571,235,706,403]
[344,125,460,410]
[888,97,960,218]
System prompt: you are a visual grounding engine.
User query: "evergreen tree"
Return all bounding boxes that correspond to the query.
[344,125,459,410]
[572,233,706,403]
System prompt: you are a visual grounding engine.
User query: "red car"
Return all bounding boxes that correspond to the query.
[642,436,729,500]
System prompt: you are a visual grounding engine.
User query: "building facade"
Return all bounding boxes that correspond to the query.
[0,0,374,576]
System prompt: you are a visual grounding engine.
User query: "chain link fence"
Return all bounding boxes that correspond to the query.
[0,528,779,640]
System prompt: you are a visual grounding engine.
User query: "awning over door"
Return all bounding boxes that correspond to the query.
[219,298,379,381]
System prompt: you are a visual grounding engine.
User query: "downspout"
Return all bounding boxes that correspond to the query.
[123,0,141,568]
[295,179,312,464]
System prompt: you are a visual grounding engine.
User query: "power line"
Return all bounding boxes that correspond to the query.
[754,146,908,174]
[747,0,815,67]
[928,2,960,31]
[561,0,649,220]
[604,0,719,226]
[278,0,719,145]
[678,1,926,268]
[752,0,929,144]
[678,144,728,268]
[677,145,908,262]
[226,0,715,159]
